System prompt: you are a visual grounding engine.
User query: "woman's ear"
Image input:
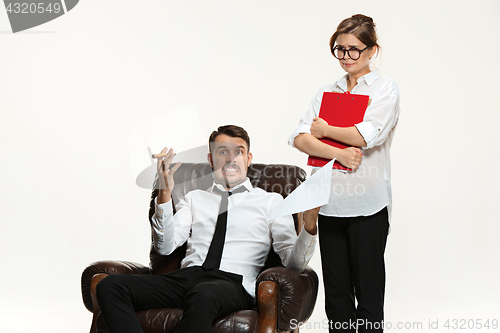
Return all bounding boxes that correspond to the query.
[369,45,378,59]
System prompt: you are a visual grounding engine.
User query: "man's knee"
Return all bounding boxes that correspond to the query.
[96,274,125,301]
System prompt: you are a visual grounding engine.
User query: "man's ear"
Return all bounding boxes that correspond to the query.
[247,152,253,167]
[207,153,213,168]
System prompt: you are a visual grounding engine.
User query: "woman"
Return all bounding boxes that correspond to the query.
[289,14,400,332]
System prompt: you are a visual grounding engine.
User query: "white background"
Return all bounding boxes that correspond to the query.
[1,1,499,332]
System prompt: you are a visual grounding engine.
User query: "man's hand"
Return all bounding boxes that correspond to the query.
[303,206,321,235]
[156,147,181,204]
[310,117,329,139]
[336,146,363,171]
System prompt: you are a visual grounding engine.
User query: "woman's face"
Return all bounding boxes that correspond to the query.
[335,33,376,79]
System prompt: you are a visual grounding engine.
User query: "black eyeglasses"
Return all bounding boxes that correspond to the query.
[332,46,369,60]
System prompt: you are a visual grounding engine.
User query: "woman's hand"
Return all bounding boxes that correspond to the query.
[336,147,363,171]
[156,147,181,204]
[310,117,329,139]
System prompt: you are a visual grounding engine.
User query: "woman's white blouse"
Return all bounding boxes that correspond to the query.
[288,70,401,219]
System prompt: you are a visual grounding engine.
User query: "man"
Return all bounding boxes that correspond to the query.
[96,125,319,333]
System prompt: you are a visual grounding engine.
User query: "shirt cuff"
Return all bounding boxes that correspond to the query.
[297,226,317,248]
[154,197,173,220]
[288,124,312,147]
[355,121,378,148]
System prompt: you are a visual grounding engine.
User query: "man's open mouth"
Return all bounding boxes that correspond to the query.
[223,165,240,174]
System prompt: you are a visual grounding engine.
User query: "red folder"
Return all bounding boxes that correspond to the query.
[307,91,369,170]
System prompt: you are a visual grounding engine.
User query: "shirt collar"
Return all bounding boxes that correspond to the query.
[335,70,380,92]
[211,178,252,193]
[362,70,380,85]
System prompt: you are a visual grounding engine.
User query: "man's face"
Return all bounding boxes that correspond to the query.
[208,134,253,190]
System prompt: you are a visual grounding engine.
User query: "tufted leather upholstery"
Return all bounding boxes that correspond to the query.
[81,163,318,333]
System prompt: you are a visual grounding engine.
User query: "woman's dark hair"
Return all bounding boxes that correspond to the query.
[209,125,250,152]
[329,14,380,57]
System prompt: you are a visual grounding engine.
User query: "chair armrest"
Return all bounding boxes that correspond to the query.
[256,266,318,331]
[81,260,150,312]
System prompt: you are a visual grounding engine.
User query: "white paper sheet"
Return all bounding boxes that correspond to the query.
[268,159,334,221]
[128,105,207,188]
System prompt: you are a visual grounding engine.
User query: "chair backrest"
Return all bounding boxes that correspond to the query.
[148,163,306,275]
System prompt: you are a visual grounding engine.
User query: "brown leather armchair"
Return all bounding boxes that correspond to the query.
[81,163,318,333]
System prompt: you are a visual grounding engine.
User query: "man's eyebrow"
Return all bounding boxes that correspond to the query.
[215,145,246,151]
[215,145,228,151]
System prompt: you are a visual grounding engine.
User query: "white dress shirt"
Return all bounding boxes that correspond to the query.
[288,70,400,220]
[151,178,317,298]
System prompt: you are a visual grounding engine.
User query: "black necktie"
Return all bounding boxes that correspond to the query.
[202,186,246,270]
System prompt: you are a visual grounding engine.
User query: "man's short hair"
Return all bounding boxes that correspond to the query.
[208,125,250,152]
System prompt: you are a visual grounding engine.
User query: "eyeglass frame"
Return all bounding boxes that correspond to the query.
[331,45,370,60]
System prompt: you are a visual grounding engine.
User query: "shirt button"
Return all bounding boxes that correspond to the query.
[159,210,163,214]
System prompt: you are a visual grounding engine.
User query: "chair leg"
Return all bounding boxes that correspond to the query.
[89,273,109,333]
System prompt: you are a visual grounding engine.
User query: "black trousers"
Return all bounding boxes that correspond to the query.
[96,266,253,333]
[318,207,389,333]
